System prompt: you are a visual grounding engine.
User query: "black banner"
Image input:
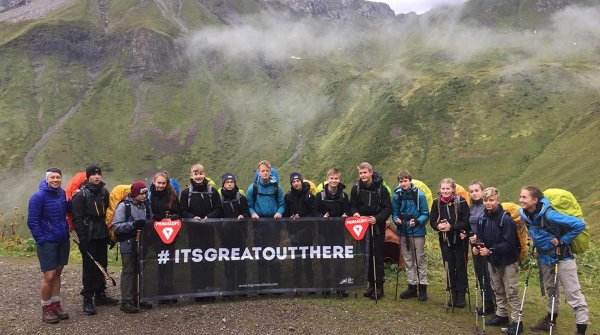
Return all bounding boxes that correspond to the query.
[139,217,368,300]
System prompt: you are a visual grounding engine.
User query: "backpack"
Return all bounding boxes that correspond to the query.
[412,179,433,210]
[114,199,151,242]
[220,191,242,210]
[501,202,530,262]
[304,179,318,196]
[188,183,216,208]
[455,183,471,206]
[252,170,280,202]
[65,172,87,231]
[106,185,131,243]
[542,188,589,254]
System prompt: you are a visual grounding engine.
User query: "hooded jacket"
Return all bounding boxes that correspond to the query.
[284,182,315,217]
[477,204,519,266]
[180,179,222,218]
[27,180,70,244]
[112,196,151,253]
[430,194,470,248]
[518,197,584,265]
[149,184,181,220]
[392,183,429,237]
[220,186,250,219]
[350,172,392,234]
[71,181,109,242]
[247,176,285,217]
[314,183,350,217]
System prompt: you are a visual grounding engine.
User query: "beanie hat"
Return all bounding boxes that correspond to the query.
[289,172,303,184]
[45,167,62,182]
[130,181,148,198]
[86,165,102,179]
[221,172,236,187]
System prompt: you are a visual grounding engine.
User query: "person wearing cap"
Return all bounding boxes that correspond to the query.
[71,164,118,315]
[284,172,316,289]
[27,168,71,323]
[112,181,153,313]
[219,173,250,292]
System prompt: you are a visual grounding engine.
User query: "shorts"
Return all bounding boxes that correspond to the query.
[37,240,70,272]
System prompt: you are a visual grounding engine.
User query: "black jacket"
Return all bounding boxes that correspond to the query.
[220,187,250,219]
[477,204,519,266]
[284,182,315,217]
[71,181,109,241]
[180,180,222,218]
[314,183,350,217]
[350,173,391,234]
[430,195,470,248]
[149,185,181,220]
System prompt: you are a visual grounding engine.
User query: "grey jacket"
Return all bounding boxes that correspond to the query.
[112,196,151,253]
[469,199,484,234]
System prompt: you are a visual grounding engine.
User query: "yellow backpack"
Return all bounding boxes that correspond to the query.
[502,202,530,262]
[105,185,131,243]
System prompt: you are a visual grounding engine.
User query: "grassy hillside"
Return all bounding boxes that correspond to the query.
[0,0,598,240]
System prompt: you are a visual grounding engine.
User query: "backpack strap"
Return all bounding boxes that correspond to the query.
[188,184,214,208]
[252,180,278,202]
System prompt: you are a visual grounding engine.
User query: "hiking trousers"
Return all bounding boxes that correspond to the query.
[488,262,520,322]
[120,252,138,302]
[79,238,108,297]
[474,254,495,306]
[400,235,428,285]
[442,242,468,295]
[540,259,588,324]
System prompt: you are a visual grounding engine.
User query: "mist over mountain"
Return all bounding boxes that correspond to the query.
[0,0,598,238]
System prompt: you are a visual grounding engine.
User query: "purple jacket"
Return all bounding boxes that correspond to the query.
[27,180,70,244]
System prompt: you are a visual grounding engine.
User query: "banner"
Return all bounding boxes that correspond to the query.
[139,217,368,300]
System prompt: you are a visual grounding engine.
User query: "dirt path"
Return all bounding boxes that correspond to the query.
[0,0,72,22]
[0,255,477,335]
[154,0,188,33]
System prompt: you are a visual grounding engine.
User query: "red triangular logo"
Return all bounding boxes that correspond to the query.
[344,216,369,240]
[154,219,182,244]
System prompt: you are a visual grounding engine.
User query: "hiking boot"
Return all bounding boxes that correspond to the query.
[454,293,466,308]
[530,313,556,332]
[120,301,140,313]
[506,321,524,335]
[485,314,509,326]
[95,292,119,306]
[418,285,428,301]
[50,301,69,320]
[364,284,375,298]
[42,305,59,324]
[371,286,384,300]
[576,323,587,335]
[139,301,153,309]
[399,284,418,299]
[336,290,349,297]
[82,297,96,315]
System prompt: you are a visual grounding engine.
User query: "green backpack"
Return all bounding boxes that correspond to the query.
[543,188,590,254]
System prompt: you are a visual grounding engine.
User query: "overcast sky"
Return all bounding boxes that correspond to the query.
[379,0,468,14]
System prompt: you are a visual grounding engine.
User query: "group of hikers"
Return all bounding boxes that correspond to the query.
[27,160,589,335]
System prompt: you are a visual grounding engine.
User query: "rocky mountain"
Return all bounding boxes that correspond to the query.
[0,0,598,239]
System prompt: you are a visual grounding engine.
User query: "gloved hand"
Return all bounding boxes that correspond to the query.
[133,219,146,230]
[170,214,179,220]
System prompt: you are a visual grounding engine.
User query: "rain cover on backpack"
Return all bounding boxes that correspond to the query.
[543,188,589,254]
[502,202,530,261]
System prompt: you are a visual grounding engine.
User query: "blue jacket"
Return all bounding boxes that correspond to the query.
[392,183,429,237]
[519,197,585,265]
[247,176,285,217]
[27,180,70,244]
[477,205,519,266]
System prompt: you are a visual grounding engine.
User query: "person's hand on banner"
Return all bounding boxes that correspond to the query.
[274,213,282,219]
[251,213,260,219]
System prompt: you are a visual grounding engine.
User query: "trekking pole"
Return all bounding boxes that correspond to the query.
[481,255,487,335]
[474,253,480,334]
[410,223,421,297]
[136,229,141,308]
[371,224,378,304]
[516,246,534,333]
[442,232,454,313]
[69,234,117,286]
[395,264,400,301]
[462,232,471,312]
[549,246,560,335]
